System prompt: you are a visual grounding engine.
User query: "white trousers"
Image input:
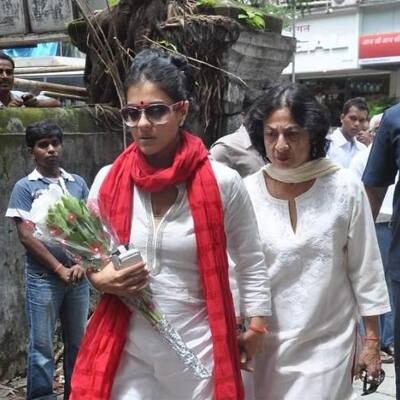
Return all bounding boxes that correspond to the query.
[110,303,214,400]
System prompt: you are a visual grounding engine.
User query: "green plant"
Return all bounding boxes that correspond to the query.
[157,40,178,52]
[107,0,119,6]
[196,0,217,6]
[367,97,398,117]
[238,8,265,29]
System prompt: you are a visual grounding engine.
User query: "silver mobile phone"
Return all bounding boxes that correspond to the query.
[112,245,143,270]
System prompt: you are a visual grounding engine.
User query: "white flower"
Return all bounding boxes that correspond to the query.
[30,184,64,230]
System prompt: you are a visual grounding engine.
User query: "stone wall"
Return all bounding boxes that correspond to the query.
[222,30,295,135]
[0,107,123,379]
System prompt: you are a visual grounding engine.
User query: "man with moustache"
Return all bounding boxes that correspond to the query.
[5,120,89,399]
[0,52,60,108]
[327,97,369,168]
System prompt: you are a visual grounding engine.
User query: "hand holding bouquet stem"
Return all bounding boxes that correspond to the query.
[29,187,212,379]
[87,259,150,297]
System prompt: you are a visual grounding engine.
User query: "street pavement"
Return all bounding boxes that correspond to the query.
[1,361,396,399]
[57,363,394,400]
[353,362,396,399]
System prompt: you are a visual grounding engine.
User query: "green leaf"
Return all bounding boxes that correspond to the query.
[157,40,178,52]
[253,15,265,28]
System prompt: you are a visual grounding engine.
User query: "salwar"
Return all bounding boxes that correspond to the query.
[110,312,213,400]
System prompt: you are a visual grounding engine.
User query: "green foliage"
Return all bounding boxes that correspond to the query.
[238,8,265,30]
[260,2,290,18]
[62,196,85,219]
[367,97,398,117]
[107,0,119,6]
[196,0,217,6]
[157,40,178,53]
[242,0,313,21]
[198,0,268,30]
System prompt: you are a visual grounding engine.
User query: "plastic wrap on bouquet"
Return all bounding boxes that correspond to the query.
[122,289,211,379]
[26,185,211,379]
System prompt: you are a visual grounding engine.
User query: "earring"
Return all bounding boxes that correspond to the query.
[179,120,185,127]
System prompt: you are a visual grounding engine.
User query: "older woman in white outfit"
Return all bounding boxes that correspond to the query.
[243,83,390,400]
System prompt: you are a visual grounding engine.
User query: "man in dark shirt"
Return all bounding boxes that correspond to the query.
[363,102,400,399]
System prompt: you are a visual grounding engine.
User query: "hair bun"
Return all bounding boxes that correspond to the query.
[169,53,189,70]
[169,53,195,97]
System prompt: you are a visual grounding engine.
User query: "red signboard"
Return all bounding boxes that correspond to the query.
[359,32,400,59]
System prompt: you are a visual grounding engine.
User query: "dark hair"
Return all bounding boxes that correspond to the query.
[0,51,15,69]
[242,88,262,114]
[125,48,195,103]
[342,97,369,115]
[244,83,330,160]
[26,120,63,148]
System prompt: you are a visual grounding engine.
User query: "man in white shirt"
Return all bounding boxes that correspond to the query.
[0,51,60,108]
[327,97,369,168]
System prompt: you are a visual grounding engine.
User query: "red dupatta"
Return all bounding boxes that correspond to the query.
[70,131,243,400]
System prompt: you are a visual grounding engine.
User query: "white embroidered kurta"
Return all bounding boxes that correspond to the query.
[244,168,390,400]
[88,160,271,400]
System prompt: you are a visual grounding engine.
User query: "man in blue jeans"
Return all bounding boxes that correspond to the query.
[6,120,89,400]
[363,103,400,399]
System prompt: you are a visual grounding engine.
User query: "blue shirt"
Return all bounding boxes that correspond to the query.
[363,103,400,281]
[6,168,89,273]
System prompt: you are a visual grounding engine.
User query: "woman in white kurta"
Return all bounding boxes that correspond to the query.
[87,160,270,399]
[243,83,390,400]
[70,49,270,400]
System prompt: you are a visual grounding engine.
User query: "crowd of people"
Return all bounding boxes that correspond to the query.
[4,48,400,400]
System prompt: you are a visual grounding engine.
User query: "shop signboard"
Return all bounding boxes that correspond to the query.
[0,0,27,36]
[359,32,400,65]
[282,11,359,75]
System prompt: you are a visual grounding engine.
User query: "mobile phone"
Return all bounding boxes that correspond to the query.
[112,245,143,270]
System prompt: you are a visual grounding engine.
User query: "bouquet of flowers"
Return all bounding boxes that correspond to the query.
[28,184,211,379]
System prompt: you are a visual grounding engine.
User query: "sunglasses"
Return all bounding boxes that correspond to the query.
[361,369,385,396]
[120,101,184,127]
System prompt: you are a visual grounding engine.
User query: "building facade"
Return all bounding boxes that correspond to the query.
[282,0,400,124]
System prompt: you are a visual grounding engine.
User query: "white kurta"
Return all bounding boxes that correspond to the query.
[88,160,271,400]
[244,168,390,400]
